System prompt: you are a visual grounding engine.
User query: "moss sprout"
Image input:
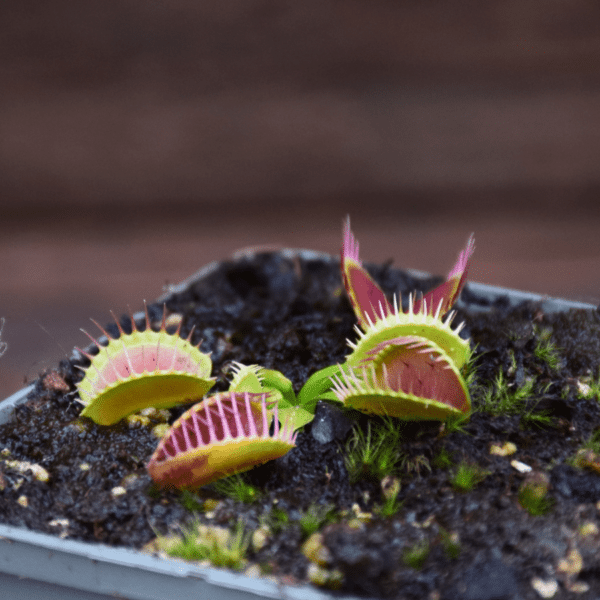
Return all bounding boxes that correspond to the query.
[478,370,536,415]
[178,490,204,512]
[576,373,600,403]
[343,418,405,484]
[439,527,461,559]
[299,503,335,538]
[402,539,429,570]
[533,327,562,372]
[518,473,553,516]
[376,475,402,517]
[157,520,249,570]
[450,462,489,492]
[210,473,261,504]
[268,505,291,534]
[433,447,454,470]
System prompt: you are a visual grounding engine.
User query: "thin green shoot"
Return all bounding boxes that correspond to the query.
[376,475,402,518]
[439,527,461,559]
[581,430,600,453]
[432,447,453,470]
[518,484,554,516]
[344,417,405,484]
[377,490,403,518]
[402,539,429,570]
[450,462,489,492]
[160,520,249,570]
[521,405,554,429]
[478,370,536,415]
[268,506,290,534]
[298,503,335,538]
[210,473,260,504]
[533,327,562,372]
[400,454,431,478]
[462,343,481,389]
[443,411,471,436]
[179,490,204,512]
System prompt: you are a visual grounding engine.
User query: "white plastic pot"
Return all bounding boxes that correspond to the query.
[0,248,595,600]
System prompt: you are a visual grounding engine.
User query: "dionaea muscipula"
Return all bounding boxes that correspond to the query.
[75,304,215,426]
[147,391,297,490]
[330,217,475,421]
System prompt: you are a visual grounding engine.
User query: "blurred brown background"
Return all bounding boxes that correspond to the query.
[2,1,600,401]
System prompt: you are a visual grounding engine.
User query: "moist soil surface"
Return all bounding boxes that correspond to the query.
[2,251,600,600]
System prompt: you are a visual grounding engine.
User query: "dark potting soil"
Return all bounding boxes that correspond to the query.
[2,251,600,600]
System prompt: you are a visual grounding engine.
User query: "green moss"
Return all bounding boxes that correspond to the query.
[477,370,536,415]
[344,417,405,484]
[400,454,431,477]
[520,406,554,429]
[533,327,562,372]
[439,527,461,559]
[442,412,471,435]
[450,462,489,492]
[433,447,453,470]
[159,520,249,570]
[178,490,204,512]
[518,483,553,516]
[377,491,403,518]
[576,373,600,403]
[269,505,290,534]
[402,539,429,570]
[210,473,261,504]
[376,475,402,518]
[298,503,335,538]
[581,430,600,453]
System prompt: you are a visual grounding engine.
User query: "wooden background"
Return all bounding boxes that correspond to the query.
[1,1,600,400]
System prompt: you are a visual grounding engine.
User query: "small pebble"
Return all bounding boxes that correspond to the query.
[48,518,70,528]
[127,414,151,428]
[244,564,263,579]
[251,526,270,552]
[576,381,591,397]
[152,424,171,439]
[302,533,331,566]
[578,521,598,538]
[490,441,517,456]
[567,581,589,594]
[511,460,532,473]
[531,577,558,598]
[111,486,127,497]
[557,548,583,576]
[17,495,28,508]
[5,459,49,483]
[164,313,183,329]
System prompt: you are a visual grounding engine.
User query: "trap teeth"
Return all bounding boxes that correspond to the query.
[147,391,297,490]
[76,305,215,425]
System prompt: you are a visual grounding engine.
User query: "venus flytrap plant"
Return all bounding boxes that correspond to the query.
[228,362,315,432]
[306,218,475,421]
[75,304,215,425]
[147,362,321,491]
[72,305,307,489]
[72,218,476,493]
[147,391,297,490]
